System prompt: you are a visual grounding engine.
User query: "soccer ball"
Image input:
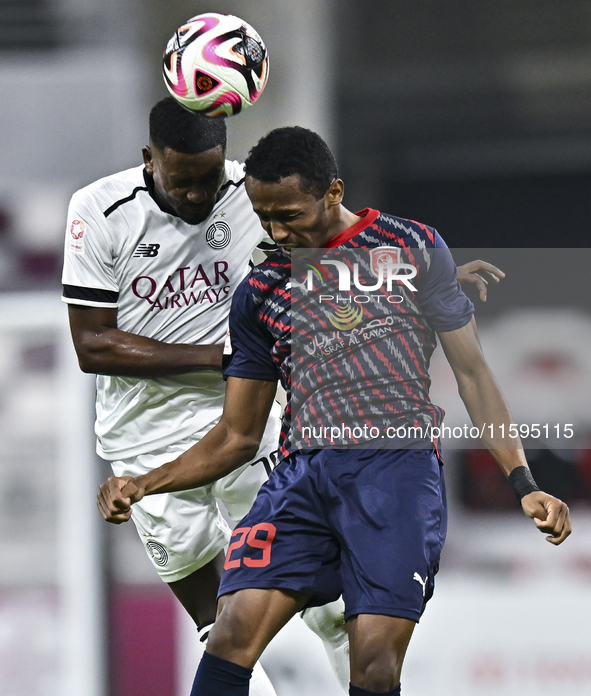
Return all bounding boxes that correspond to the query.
[162,13,269,117]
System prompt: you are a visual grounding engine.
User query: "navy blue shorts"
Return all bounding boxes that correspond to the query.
[218,448,447,622]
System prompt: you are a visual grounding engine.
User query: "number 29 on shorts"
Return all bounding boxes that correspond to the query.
[224,523,277,570]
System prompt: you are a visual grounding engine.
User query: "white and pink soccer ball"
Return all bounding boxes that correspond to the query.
[162,13,269,117]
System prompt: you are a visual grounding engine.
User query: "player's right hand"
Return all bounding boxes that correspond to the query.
[521,490,571,545]
[97,475,145,524]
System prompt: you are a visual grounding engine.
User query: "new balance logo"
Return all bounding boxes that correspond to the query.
[413,572,427,596]
[134,243,160,257]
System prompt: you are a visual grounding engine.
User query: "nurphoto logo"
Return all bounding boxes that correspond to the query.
[304,247,418,293]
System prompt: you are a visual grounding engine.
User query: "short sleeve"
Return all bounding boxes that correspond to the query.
[418,232,474,332]
[223,277,280,383]
[61,191,120,307]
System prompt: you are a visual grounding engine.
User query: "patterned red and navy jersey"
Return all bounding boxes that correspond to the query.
[224,208,474,459]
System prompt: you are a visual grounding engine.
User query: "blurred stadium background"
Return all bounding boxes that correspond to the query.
[1,1,590,695]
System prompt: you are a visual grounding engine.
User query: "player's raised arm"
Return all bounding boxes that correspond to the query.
[456,260,505,302]
[97,376,278,522]
[68,304,223,377]
[438,317,571,545]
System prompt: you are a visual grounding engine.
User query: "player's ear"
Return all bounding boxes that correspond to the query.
[325,179,344,207]
[142,146,154,173]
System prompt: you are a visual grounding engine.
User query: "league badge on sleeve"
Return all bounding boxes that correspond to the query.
[69,218,86,255]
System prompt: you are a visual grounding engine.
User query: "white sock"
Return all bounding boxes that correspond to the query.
[300,598,350,691]
[198,623,277,696]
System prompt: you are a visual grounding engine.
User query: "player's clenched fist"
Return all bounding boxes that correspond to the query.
[97,476,146,524]
[521,491,571,545]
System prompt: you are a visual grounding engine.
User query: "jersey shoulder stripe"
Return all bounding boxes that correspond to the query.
[103,186,149,218]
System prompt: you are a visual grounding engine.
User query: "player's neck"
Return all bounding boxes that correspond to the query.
[325,205,361,244]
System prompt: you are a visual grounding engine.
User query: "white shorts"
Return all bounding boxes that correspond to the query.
[110,402,282,583]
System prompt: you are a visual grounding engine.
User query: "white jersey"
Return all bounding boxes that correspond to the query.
[62,161,270,460]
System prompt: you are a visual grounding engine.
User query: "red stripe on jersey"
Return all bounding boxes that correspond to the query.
[405,218,436,244]
[398,333,423,374]
[366,223,410,247]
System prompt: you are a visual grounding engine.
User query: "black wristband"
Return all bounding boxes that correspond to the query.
[508,466,540,500]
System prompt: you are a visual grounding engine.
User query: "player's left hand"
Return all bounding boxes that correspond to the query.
[456,260,505,302]
[521,491,571,545]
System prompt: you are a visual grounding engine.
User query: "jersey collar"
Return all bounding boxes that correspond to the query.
[323,208,380,248]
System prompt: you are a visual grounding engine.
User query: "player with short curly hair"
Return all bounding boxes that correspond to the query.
[98,126,570,695]
[242,125,338,199]
[149,97,228,154]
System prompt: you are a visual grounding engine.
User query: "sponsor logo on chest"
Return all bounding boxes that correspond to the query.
[131,260,232,312]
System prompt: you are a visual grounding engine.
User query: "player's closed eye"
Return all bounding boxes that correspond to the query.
[275,212,300,222]
[204,174,222,186]
[170,179,191,189]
